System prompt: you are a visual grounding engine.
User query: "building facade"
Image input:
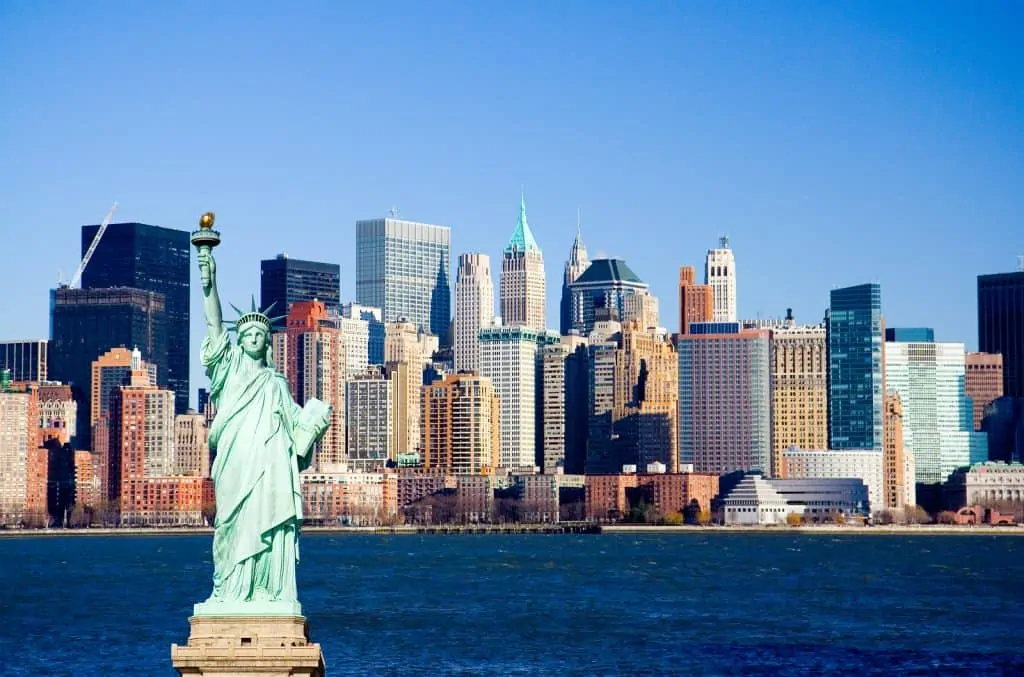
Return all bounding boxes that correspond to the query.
[341,302,385,366]
[769,323,828,477]
[174,412,209,478]
[781,449,884,514]
[945,461,1024,506]
[885,340,988,484]
[479,325,559,471]
[568,259,648,337]
[500,198,546,331]
[677,266,713,335]
[704,237,737,322]
[355,217,451,338]
[454,253,494,374]
[677,325,771,475]
[345,371,394,472]
[883,393,914,511]
[421,373,500,474]
[0,340,47,382]
[560,225,590,336]
[50,287,167,449]
[828,283,884,451]
[80,221,190,414]
[966,352,1004,431]
[260,254,341,313]
[977,270,1024,397]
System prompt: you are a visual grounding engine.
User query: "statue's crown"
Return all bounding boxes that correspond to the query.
[229,296,287,334]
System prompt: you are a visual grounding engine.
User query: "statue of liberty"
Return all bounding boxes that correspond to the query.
[192,212,331,614]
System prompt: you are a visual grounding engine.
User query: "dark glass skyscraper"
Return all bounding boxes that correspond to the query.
[978,271,1024,398]
[49,287,167,448]
[80,222,190,413]
[828,283,884,451]
[260,254,341,314]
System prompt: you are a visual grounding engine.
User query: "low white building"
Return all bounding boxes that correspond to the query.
[781,448,884,514]
[723,474,798,525]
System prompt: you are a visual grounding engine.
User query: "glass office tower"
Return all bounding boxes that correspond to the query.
[260,254,341,314]
[828,283,884,451]
[355,218,451,340]
[978,271,1024,398]
[80,222,190,413]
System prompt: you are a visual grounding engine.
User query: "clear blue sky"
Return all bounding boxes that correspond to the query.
[1,1,1021,403]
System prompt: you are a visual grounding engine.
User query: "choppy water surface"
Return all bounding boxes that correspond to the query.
[1,533,1022,675]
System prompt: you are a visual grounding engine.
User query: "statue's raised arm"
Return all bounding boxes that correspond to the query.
[194,212,224,340]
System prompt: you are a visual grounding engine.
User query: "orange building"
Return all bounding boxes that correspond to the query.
[421,373,500,474]
[678,266,713,335]
[966,352,1004,430]
[585,472,719,521]
[25,447,49,525]
[120,476,208,526]
[74,450,99,509]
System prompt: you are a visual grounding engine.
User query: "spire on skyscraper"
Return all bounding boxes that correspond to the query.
[569,208,588,266]
[505,195,540,254]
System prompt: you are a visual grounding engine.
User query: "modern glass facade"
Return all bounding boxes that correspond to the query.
[567,258,647,336]
[260,254,341,314]
[80,222,190,414]
[355,218,451,340]
[49,287,168,448]
[0,340,48,382]
[978,271,1024,398]
[677,327,771,475]
[885,327,934,343]
[828,283,884,451]
[884,341,988,483]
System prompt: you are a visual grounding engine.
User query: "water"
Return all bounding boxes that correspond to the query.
[1,533,1022,675]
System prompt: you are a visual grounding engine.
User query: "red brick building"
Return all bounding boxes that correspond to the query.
[966,352,1004,430]
[585,472,720,521]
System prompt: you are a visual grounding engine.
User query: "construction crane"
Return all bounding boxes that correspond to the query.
[62,202,118,289]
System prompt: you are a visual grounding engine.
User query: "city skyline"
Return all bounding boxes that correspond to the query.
[1,3,1022,403]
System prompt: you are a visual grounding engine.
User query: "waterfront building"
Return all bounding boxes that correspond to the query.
[50,287,166,448]
[500,197,546,331]
[355,216,451,338]
[677,266,713,335]
[341,302,385,366]
[828,283,884,451]
[300,472,398,526]
[677,324,770,475]
[944,461,1024,507]
[704,237,737,322]
[769,323,828,477]
[966,352,1004,431]
[568,258,648,337]
[276,301,348,472]
[0,340,47,382]
[0,378,39,525]
[345,370,394,472]
[770,478,870,520]
[584,470,719,522]
[479,324,559,471]
[25,447,48,525]
[780,448,884,514]
[80,221,190,414]
[560,223,590,336]
[883,393,915,511]
[421,373,500,474]
[977,270,1024,397]
[454,253,494,374]
[885,340,988,484]
[260,253,341,313]
[722,474,794,526]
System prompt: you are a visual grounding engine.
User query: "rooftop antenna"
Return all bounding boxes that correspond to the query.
[389,206,399,218]
[719,234,730,248]
[1018,255,1024,272]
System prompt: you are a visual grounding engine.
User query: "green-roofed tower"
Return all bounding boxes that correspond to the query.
[500,195,547,331]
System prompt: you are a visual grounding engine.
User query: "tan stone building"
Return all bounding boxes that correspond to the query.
[769,323,828,477]
[174,412,209,478]
[966,352,1003,430]
[421,373,500,474]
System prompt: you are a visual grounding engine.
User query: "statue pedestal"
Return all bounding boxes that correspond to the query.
[171,615,325,677]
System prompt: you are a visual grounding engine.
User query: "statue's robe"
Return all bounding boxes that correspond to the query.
[201,331,313,603]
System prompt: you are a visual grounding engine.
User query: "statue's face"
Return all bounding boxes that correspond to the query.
[240,327,268,361]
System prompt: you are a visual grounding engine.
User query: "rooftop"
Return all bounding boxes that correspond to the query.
[572,258,644,286]
[504,197,541,254]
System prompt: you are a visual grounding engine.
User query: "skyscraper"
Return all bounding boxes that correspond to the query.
[50,287,167,449]
[355,216,451,339]
[678,266,713,335]
[0,340,48,382]
[341,302,385,366]
[966,352,1004,431]
[769,323,828,476]
[704,236,737,322]
[421,372,500,474]
[80,222,190,414]
[567,258,648,336]
[978,270,1024,398]
[454,253,494,374]
[560,220,590,335]
[677,324,771,475]
[260,254,341,314]
[885,339,987,484]
[500,197,546,331]
[828,283,884,451]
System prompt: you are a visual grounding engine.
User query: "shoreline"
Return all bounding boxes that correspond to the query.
[1,523,1022,538]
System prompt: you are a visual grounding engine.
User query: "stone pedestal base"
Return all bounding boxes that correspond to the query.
[171,615,325,676]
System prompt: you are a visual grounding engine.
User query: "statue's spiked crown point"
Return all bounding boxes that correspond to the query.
[227,296,287,334]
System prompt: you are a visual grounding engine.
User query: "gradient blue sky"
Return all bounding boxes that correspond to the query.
[1,1,1022,403]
